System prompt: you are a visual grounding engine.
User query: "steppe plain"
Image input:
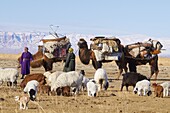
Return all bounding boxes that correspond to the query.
[0,54,170,113]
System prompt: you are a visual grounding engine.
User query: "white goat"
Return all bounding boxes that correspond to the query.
[94,68,109,91]
[133,80,152,96]
[23,80,39,101]
[43,71,63,86]
[87,79,98,97]
[0,68,19,87]
[160,81,170,97]
[51,71,83,95]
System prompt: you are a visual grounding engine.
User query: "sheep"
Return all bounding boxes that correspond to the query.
[121,72,148,91]
[152,83,163,98]
[51,71,83,95]
[15,95,30,110]
[20,73,46,89]
[94,68,109,91]
[0,68,19,88]
[160,81,170,97]
[23,80,39,101]
[87,79,98,97]
[43,71,63,86]
[133,80,152,96]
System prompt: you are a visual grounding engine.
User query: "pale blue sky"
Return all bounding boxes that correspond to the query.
[0,0,170,37]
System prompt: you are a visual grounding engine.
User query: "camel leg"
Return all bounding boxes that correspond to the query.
[149,66,154,79]
[154,70,159,80]
[116,65,128,80]
[92,60,96,69]
[124,65,128,73]
[128,60,137,72]
[117,68,123,80]
[115,60,123,79]
[92,60,102,70]
[150,67,159,80]
[149,55,159,80]
[122,54,128,73]
[96,61,102,69]
[154,57,159,80]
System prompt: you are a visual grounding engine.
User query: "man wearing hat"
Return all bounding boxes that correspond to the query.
[63,47,76,72]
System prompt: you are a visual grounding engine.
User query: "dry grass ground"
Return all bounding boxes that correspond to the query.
[0,54,170,113]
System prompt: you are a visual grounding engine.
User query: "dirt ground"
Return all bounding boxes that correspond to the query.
[0,54,170,113]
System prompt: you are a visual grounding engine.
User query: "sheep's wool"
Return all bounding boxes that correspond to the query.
[0,68,19,86]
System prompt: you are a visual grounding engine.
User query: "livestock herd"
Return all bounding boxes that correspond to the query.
[0,66,170,110]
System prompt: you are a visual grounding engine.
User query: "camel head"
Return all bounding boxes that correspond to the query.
[77,38,91,65]
[77,38,88,49]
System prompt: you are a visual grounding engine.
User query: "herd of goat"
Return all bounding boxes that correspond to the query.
[0,67,170,110]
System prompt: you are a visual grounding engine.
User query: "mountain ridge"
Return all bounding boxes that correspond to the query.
[0,31,169,57]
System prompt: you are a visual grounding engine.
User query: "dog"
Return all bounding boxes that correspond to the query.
[15,95,30,110]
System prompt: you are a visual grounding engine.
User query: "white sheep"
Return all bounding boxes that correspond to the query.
[51,71,83,95]
[0,68,19,87]
[133,80,152,96]
[160,81,170,97]
[23,80,39,101]
[94,68,109,91]
[87,79,98,97]
[43,71,63,86]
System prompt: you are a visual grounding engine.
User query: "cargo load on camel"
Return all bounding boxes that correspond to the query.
[41,36,71,59]
[90,36,123,61]
[125,39,163,60]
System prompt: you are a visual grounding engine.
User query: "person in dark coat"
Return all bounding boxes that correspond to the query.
[20,47,33,79]
[63,48,75,72]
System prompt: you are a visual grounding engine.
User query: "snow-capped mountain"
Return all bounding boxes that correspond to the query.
[0,31,47,54]
[0,31,169,57]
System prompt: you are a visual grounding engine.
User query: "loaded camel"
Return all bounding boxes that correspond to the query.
[17,46,60,71]
[124,39,163,80]
[77,38,127,79]
[18,36,70,71]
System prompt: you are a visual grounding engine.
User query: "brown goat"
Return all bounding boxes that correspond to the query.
[20,73,46,89]
[56,86,71,96]
[152,83,163,98]
[38,85,51,96]
[62,86,71,96]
